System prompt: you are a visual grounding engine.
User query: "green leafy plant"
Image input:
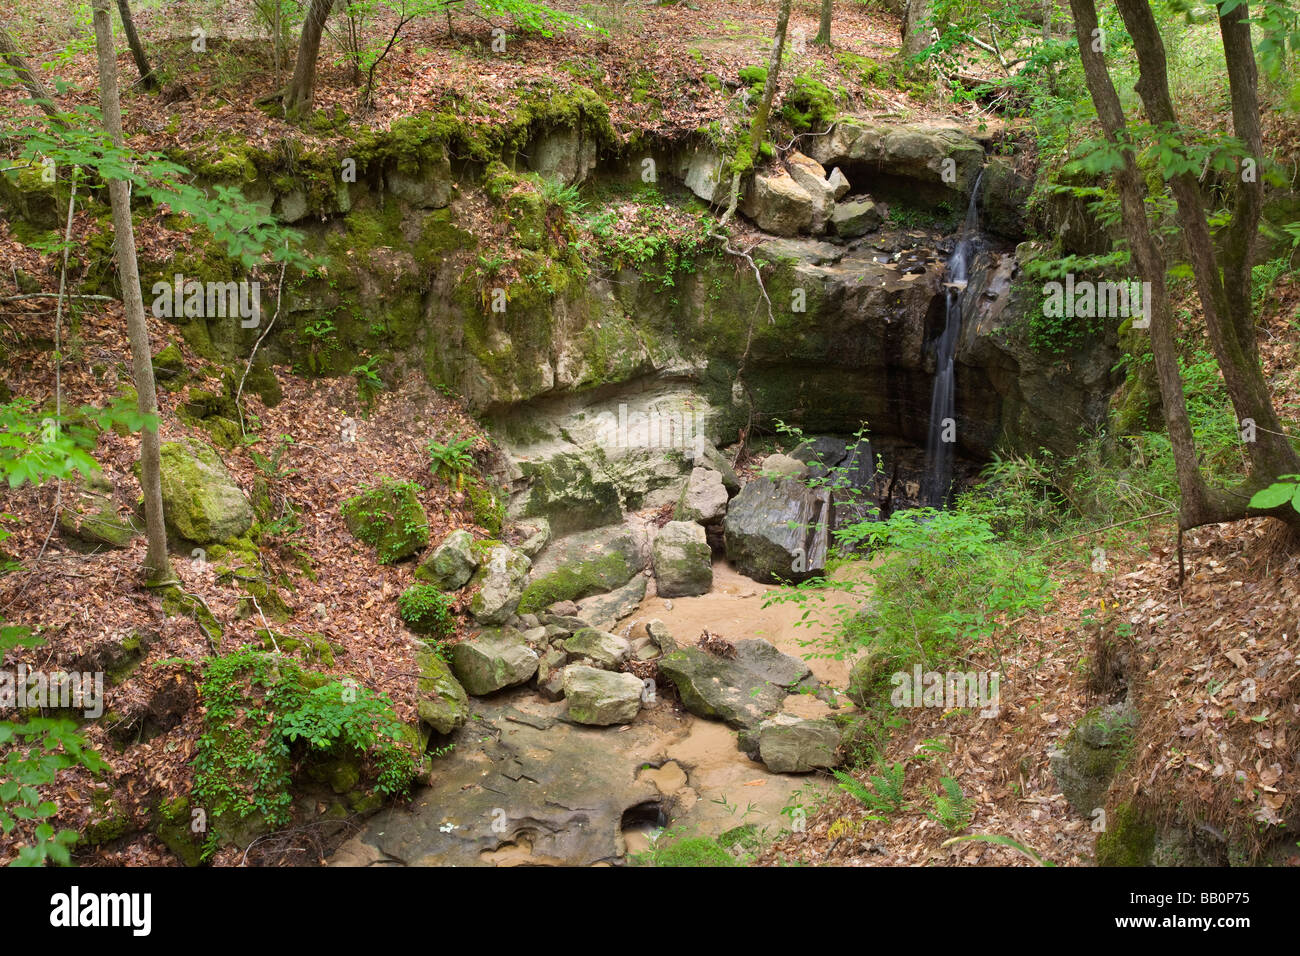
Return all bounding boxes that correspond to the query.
[833,761,906,815]
[1248,475,1300,513]
[397,584,455,637]
[927,776,973,832]
[193,650,418,857]
[427,434,476,489]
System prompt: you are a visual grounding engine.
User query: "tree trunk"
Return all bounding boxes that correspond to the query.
[900,0,933,59]
[1068,0,1300,534]
[814,0,832,47]
[115,0,158,91]
[749,0,793,162]
[0,21,66,126]
[283,0,333,120]
[90,0,173,584]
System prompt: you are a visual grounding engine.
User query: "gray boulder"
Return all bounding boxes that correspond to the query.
[562,628,631,670]
[468,545,531,624]
[563,666,643,726]
[723,477,830,584]
[757,714,843,773]
[675,467,729,524]
[415,529,478,590]
[830,198,884,238]
[652,520,713,598]
[1050,703,1136,815]
[741,168,815,236]
[657,638,810,730]
[449,627,539,695]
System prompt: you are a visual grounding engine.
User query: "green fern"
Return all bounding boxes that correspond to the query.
[927,776,972,832]
[833,761,905,814]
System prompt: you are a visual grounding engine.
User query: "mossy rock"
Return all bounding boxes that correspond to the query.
[58,473,140,549]
[516,551,635,616]
[254,629,335,667]
[1095,801,1156,867]
[340,478,430,563]
[83,790,133,847]
[154,439,254,545]
[415,646,470,735]
[152,796,205,867]
[1050,703,1135,815]
[151,343,189,388]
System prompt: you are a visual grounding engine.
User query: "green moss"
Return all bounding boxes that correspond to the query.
[780,75,839,132]
[1095,801,1157,867]
[83,791,132,846]
[516,551,633,615]
[153,796,205,867]
[397,584,455,636]
[649,835,735,867]
[341,477,430,563]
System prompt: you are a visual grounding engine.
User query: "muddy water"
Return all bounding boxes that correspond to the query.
[330,559,867,866]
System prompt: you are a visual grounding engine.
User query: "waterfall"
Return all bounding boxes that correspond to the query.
[921,170,984,508]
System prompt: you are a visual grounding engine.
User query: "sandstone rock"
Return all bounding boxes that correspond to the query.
[561,628,631,670]
[563,665,643,726]
[158,439,253,545]
[468,546,532,625]
[741,168,815,236]
[675,467,729,524]
[657,639,810,730]
[785,151,837,234]
[830,198,884,238]
[652,520,712,598]
[415,529,478,590]
[756,714,843,772]
[759,453,809,480]
[416,647,470,735]
[449,627,539,695]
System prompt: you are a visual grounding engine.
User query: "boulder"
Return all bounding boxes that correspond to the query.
[535,647,570,700]
[415,529,478,590]
[674,143,730,205]
[652,520,713,598]
[449,627,540,695]
[157,439,253,545]
[645,619,678,655]
[674,467,729,524]
[341,478,429,564]
[518,452,624,535]
[723,477,829,584]
[58,471,138,549]
[386,148,453,208]
[468,545,531,624]
[756,714,843,773]
[741,168,815,236]
[830,198,884,238]
[563,665,643,726]
[826,166,851,199]
[415,647,470,735]
[561,628,631,670]
[657,638,810,730]
[688,435,740,496]
[516,525,641,615]
[516,517,551,559]
[1049,703,1136,815]
[574,574,647,629]
[785,151,837,234]
[759,453,809,480]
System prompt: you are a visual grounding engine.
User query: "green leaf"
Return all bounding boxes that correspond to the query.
[1249,481,1298,509]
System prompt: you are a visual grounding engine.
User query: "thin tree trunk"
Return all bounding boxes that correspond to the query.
[901,0,933,59]
[90,0,172,584]
[115,0,158,91]
[815,0,832,47]
[283,0,333,120]
[1112,0,1300,508]
[0,21,66,126]
[1069,0,1300,533]
[749,0,793,162]
[1067,0,1213,526]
